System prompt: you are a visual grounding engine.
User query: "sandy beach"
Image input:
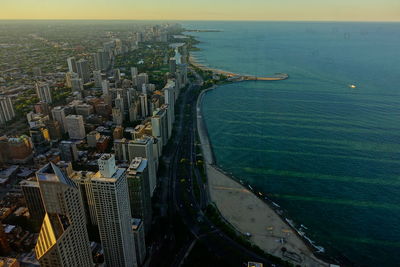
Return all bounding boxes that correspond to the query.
[196,86,331,267]
[190,55,239,77]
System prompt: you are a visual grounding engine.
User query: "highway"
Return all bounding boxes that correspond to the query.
[149,69,277,267]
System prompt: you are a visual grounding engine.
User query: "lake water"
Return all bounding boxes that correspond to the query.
[184,21,400,266]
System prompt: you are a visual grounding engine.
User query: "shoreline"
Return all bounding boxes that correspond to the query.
[189,54,289,81]
[195,69,333,267]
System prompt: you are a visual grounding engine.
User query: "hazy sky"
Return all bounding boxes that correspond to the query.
[1,0,399,21]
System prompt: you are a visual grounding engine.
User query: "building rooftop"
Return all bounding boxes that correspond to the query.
[36,163,76,188]
[128,157,148,175]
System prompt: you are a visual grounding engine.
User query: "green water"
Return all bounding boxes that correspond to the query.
[186,21,400,266]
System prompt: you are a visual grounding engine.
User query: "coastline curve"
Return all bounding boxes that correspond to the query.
[196,83,332,267]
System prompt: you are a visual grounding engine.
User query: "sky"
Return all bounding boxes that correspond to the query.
[1,0,399,21]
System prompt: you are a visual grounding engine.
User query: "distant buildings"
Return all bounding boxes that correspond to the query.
[93,70,102,87]
[76,59,90,83]
[65,115,85,139]
[93,49,110,71]
[35,83,52,104]
[71,77,84,92]
[67,57,78,73]
[35,163,93,267]
[0,96,16,125]
[136,73,149,91]
[51,106,68,133]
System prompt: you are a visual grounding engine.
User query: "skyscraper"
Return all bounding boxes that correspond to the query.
[139,93,148,118]
[93,70,102,88]
[59,141,79,162]
[151,106,168,149]
[35,82,52,104]
[127,157,152,233]
[67,57,77,73]
[169,58,177,74]
[0,96,15,125]
[112,108,123,126]
[131,67,138,81]
[127,137,156,196]
[136,73,149,91]
[163,81,176,139]
[51,106,68,133]
[65,71,78,88]
[71,78,84,92]
[93,49,110,71]
[92,154,137,267]
[65,115,86,139]
[35,163,93,267]
[76,59,90,83]
[114,68,121,83]
[131,218,146,266]
[20,179,45,231]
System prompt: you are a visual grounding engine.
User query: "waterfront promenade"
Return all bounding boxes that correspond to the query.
[196,87,330,267]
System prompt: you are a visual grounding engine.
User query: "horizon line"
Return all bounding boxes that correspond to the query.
[0,19,399,23]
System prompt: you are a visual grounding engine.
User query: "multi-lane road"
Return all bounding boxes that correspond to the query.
[150,69,275,267]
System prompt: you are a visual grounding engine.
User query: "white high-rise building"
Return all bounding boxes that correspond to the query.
[67,57,77,73]
[0,96,15,125]
[35,82,52,104]
[65,115,86,139]
[151,106,168,150]
[92,154,137,267]
[163,80,176,138]
[127,137,156,196]
[35,163,93,267]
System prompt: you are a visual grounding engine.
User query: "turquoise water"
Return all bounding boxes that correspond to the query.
[185,22,400,266]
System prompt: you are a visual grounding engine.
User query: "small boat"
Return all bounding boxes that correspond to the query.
[349,84,357,89]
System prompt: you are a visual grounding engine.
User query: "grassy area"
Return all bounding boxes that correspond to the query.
[114,42,175,90]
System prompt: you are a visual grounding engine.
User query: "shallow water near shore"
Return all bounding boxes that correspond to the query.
[184,21,400,266]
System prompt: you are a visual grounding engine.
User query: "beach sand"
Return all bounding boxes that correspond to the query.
[196,87,330,267]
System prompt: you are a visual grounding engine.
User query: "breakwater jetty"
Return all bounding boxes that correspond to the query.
[191,58,288,81]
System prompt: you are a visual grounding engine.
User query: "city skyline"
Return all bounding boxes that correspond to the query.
[1,0,400,21]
